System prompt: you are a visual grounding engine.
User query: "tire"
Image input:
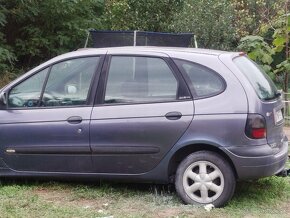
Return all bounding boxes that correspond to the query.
[175,151,236,207]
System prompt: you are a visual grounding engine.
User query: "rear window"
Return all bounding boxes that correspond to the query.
[233,56,278,101]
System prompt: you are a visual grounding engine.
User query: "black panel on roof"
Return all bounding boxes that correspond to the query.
[90,30,194,48]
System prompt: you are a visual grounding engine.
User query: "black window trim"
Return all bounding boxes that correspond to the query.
[6,55,105,110]
[94,54,192,106]
[173,58,227,100]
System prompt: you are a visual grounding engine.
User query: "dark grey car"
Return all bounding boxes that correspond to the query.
[0,47,288,207]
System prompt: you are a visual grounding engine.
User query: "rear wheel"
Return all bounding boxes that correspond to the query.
[175,151,236,207]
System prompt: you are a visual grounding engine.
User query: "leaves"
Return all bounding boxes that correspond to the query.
[170,0,235,50]
[238,35,274,65]
[103,0,183,31]
[0,0,104,71]
[275,59,290,74]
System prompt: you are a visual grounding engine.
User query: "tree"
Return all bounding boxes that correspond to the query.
[0,0,104,71]
[170,0,236,50]
[103,0,183,32]
[232,0,285,38]
[237,35,274,78]
[0,6,16,73]
[272,1,290,93]
[237,1,290,92]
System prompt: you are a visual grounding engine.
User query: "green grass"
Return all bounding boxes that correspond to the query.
[0,169,289,218]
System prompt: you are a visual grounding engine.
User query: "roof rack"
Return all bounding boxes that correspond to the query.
[85,30,197,48]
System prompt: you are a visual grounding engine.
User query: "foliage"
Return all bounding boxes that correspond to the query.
[0,0,289,87]
[170,0,236,50]
[0,0,104,71]
[237,35,274,77]
[232,0,285,38]
[103,0,183,31]
[272,14,290,71]
[0,6,16,73]
[238,2,290,90]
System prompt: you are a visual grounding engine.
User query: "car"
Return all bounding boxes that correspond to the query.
[0,47,288,207]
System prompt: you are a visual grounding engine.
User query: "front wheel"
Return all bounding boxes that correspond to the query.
[175,151,236,207]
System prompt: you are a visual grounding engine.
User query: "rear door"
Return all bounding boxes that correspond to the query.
[90,52,194,174]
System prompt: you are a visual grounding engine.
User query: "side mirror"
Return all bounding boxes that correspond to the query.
[0,91,7,105]
[65,84,78,94]
[0,91,7,106]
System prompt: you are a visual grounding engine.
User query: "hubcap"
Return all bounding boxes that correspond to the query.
[182,161,224,204]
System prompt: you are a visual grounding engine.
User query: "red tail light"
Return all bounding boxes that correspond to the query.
[245,114,266,139]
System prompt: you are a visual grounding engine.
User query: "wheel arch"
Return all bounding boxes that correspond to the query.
[168,143,238,181]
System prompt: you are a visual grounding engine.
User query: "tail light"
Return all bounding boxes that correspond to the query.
[245,114,266,139]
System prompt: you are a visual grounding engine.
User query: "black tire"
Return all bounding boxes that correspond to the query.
[175,151,236,207]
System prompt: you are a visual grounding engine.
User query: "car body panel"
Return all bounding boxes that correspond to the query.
[0,107,93,172]
[90,101,193,174]
[0,46,287,183]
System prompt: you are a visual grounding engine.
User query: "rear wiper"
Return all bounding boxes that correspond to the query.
[263,93,281,101]
[275,90,282,97]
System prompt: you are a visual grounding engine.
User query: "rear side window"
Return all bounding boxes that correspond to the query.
[175,59,225,98]
[233,56,278,101]
[104,56,178,104]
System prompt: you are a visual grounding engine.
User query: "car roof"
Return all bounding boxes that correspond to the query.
[76,46,230,56]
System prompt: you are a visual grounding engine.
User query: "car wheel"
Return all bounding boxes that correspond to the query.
[175,151,236,207]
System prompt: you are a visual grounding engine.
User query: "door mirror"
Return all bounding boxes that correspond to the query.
[65,84,78,94]
[0,91,7,106]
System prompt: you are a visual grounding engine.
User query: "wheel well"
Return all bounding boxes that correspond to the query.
[168,144,238,182]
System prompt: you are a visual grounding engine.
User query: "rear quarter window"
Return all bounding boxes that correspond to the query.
[174,59,225,98]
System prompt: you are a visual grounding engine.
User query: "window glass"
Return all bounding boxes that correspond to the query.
[8,68,48,108]
[105,56,178,104]
[175,60,224,98]
[234,56,278,101]
[42,57,99,107]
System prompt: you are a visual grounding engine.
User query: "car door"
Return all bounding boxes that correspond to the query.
[90,52,194,174]
[0,56,102,173]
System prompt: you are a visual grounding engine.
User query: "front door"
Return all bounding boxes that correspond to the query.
[90,54,194,174]
[0,56,101,173]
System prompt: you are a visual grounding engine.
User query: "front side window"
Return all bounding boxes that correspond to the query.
[175,59,225,98]
[8,68,49,108]
[42,57,99,107]
[104,56,178,104]
[8,56,99,108]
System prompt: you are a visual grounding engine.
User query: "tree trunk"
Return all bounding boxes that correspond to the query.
[284,1,290,120]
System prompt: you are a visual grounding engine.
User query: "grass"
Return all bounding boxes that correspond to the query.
[0,163,289,218]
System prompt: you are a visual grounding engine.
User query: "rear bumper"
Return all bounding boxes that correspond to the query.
[222,138,289,180]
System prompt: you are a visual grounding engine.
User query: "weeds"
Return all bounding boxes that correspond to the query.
[0,173,289,217]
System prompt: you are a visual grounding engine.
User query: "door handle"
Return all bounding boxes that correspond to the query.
[67,116,82,124]
[165,111,182,120]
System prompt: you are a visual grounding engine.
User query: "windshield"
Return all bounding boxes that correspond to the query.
[233,56,278,101]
